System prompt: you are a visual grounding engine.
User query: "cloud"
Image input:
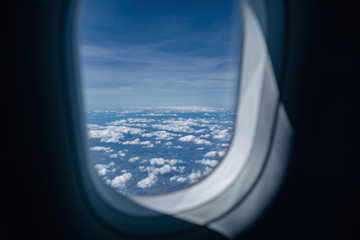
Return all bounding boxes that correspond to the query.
[94,162,115,176]
[111,118,155,125]
[170,175,188,183]
[123,138,151,145]
[137,173,157,188]
[203,167,213,176]
[129,156,140,162]
[154,106,224,113]
[111,172,132,189]
[88,128,124,143]
[109,119,127,125]
[149,158,165,165]
[141,133,154,138]
[195,129,206,134]
[89,146,114,152]
[212,129,232,140]
[188,170,202,183]
[200,134,211,138]
[122,138,154,148]
[154,164,175,174]
[204,151,217,158]
[87,106,235,194]
[118,150,126,157]
[142,143,154,148]
[195,159,219,167]
[141,113,164,116]
[179,135,195,142]
[82,42,239,97]
[193,138,212,145]
[98,168,107,176]
[179,135,211,145]
[178,166,186,173]
[149,158,183,166]
[140,140,151,145]
[115,126,144,135]
[122,138,140,144]
[128,118,156,123]
[134,123,148,127]
[152,123,194,133]
[138,130,178,141]
[108,149,127,159]
[165,159,184,165]
[139,164,177,175]
[218,151,226,157]
[87,125,144,143]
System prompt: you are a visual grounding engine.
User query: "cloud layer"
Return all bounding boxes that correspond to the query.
[88,107,234,195]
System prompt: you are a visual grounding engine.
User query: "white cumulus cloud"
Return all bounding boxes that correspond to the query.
[111,172,132,189]
[139,164,177,175]
[94,162,115,176]
[137,173,157,188]
[170,175,188,183]
[193,138,212,145]
[188,170,202,183]
[204,151,217,158]
[200,134,211,138]
[150,158,165,165]
[195,159,219,167]
[89,146,114,152]
[122,138,140,145]
[179,135,195,142]
[203,166,213,176]
[218,151,226,157]
[179,135,211,145]
[88,128,124,143]
[129,156,140,162]
[212,129,231,140]
[118,150,126,157]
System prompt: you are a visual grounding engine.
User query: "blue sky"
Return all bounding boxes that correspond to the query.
[79,0,242,110]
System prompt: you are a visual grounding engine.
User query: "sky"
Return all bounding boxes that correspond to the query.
[79,0,242,110]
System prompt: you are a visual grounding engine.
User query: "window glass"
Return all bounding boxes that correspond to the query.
[79,0,242,195]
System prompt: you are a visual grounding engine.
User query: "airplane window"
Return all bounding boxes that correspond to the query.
[79,0,242,195]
